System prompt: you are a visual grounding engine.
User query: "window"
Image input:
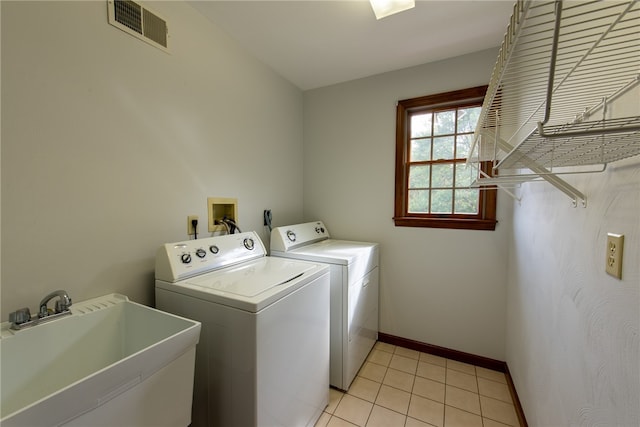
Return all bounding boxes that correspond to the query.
[394,86,497,230]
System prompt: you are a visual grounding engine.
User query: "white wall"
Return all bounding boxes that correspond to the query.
[303,49,512,361]
[1,1,304,317]
[505,90,640,424]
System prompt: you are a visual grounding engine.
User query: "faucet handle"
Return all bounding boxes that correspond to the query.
[39,305,50,318]
[55,297,72,313]
[9,307,32,325]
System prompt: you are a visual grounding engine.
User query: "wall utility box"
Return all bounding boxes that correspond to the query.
[207,197,238,232]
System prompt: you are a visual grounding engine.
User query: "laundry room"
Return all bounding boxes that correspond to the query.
[1,1,638,427]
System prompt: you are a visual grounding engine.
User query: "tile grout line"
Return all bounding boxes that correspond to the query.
[475,365,485,423]
[443,363,449,427]
[364,369,385,427]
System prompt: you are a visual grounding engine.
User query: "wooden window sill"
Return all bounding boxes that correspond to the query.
[393,216,497,231]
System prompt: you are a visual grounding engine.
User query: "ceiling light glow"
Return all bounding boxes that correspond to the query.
[369,0,415,20]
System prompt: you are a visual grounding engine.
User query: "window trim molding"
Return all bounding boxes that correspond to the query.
[393,85,497,231]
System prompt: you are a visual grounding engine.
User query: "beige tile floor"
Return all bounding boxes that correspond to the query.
[315,342,520,427]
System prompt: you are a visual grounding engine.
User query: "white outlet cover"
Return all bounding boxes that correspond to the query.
[605,233,624,279]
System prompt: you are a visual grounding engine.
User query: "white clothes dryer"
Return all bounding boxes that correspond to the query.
[270,221,379,391]
[155,231,330,427]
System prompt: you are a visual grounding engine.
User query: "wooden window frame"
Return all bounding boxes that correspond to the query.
[393,86,497,231]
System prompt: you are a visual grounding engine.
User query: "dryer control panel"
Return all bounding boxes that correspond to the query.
[156,231,266,282]
[270,221,330,252]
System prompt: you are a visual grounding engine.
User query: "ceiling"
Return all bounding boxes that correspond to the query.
[187,1,516,91]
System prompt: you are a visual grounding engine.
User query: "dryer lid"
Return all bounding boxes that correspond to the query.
[289,239,377,264]
[271,239,379,284]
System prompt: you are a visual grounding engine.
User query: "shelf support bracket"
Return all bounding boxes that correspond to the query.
[495,138,587,207]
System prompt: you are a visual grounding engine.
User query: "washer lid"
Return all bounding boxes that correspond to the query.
[173,257,327,312]
[187,257,314,297]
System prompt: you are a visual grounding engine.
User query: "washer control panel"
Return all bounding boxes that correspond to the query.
[270,221,330,252]
[155,231,266,282]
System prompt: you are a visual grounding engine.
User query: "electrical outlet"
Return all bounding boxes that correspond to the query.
[187,215,199,236]
[605,233,624,279]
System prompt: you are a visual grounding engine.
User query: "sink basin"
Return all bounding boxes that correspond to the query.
[0,294,201,427]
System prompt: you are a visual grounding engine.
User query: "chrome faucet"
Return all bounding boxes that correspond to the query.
[39,290,73,318]
[8,290,73,330]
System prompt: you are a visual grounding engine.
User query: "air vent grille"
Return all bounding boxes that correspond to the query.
[142,8,167,47]
[113,0,142,34]
[108,0,169,53]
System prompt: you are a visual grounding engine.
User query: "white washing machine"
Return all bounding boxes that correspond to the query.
[155,231,330,427]
[270,221,379,391]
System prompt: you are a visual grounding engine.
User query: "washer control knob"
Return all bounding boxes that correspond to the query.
[209,245,219,254]
[315,226,325,234]
[195,248,206,258]
[244,238,255,250]
[286,230,296,242]
[181,253,192,264]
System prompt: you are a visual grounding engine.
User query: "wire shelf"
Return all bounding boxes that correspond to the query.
[472,0,640,167]
[497,115,640,168]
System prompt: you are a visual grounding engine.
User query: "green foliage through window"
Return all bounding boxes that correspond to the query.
[407,106,481,215]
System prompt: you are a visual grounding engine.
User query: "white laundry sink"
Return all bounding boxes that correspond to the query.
[0,293,201,427]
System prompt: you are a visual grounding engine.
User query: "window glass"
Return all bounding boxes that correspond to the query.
[455,163,475,187]
[431,163,453,188]
[433,136,454,160]
[455,134,473,159]
[454,189,479,214]
[431,190,453,213]
[411,113,432,137]
[434,110,455,135]
[410,138,431,162]
[457,107,481,133]
[408,190,429,213]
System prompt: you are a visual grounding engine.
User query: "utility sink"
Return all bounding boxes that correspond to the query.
[0,293,201,427]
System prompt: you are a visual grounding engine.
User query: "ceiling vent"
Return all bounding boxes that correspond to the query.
[107,0,169,53]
